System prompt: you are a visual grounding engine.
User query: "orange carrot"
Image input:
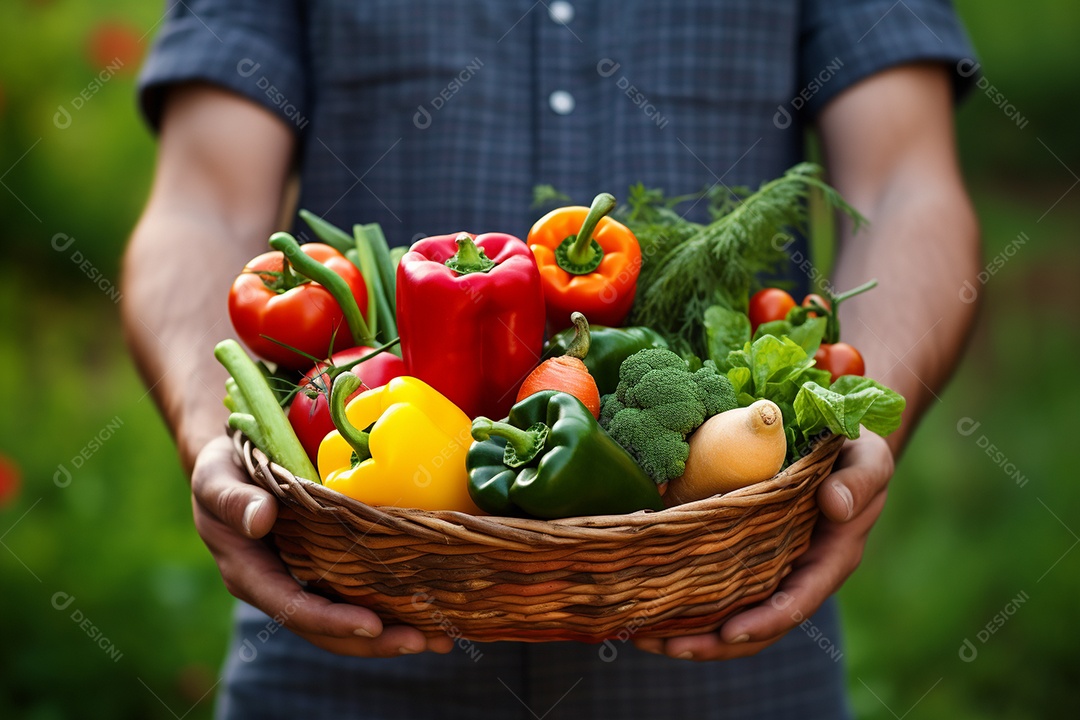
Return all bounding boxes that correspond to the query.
[516,312,601,417]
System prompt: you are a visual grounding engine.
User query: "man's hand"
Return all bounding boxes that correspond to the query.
[634,433,892,661]
[124,85,449,657]
[191,437,453,656]
[638,63,980,661]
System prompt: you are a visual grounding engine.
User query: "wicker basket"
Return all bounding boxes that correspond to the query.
[235,431,844,643]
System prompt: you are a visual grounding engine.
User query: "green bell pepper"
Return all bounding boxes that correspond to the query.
[466,390,663,519]
[543,325,668,395]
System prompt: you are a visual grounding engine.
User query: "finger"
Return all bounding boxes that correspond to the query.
[720,492,887,642]
[197,507,385,639]
[425,634,456,654]
[660,632,778,662]
[633,632,778,661]
[817,432,894,523]
[296,624,434,658]
[191,436,278,538]
[633,638,665,655]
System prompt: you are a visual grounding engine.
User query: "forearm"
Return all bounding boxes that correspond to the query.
[122,208,276,473]
[821,64,981,455]
[121,84,295,474]
[831,171,980,453]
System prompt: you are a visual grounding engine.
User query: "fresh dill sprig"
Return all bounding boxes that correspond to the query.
[625,163,865,359]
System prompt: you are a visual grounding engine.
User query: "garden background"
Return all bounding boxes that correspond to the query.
[1,1,1077,717]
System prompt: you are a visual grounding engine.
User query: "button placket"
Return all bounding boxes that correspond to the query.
[536,0,589,195]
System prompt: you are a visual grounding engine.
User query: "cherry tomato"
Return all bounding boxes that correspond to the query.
[748,288,796,332]
[814,342,865,383]
[801,293,831,318]
[228,243,368,370]
[288,347,406,463]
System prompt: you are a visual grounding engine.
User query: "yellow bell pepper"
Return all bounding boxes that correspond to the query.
[317,373,481,514]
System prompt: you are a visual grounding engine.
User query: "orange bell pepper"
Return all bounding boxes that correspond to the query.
[527,193,641,331]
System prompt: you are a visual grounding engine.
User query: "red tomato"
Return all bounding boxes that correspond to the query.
[748,288,796,332]
[801,293,831,317]
[228,243,368,370]
[814,342,865,383]
[288,347,406,463]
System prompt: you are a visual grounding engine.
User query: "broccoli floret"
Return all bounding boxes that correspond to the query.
[599,348,737,485]
[606,409,691,482]
[622,369,706,431]
[693,361,738,417]
[598,393,625,427]
[614,347,687,388]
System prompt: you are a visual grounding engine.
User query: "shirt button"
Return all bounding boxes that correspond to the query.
[549,90,576,115]
[549,1,575,24]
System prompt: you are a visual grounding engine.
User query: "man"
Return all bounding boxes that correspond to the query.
[123,1,981,717]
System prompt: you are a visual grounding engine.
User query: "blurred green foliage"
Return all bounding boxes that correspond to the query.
[0,0,156,283]
[1,1,1078,718]
[0,274,231,719]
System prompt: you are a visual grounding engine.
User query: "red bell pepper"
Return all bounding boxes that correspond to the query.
[397,232,545,420]
[288,345,406,463]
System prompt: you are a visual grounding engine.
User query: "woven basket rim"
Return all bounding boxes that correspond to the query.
[238,431,844,544]
[236,431,845,640]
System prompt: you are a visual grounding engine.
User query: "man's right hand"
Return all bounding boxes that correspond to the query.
[124,83,450,657]
[191,436,455,656]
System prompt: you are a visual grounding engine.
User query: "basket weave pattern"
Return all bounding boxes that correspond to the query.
[235,431,844,643]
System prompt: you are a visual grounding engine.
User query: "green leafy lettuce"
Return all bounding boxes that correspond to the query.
[706,303,827,373]
[722,334,904,461]
[794,375,905,440]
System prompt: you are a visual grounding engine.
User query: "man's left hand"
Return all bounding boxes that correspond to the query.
[633,432,894,661]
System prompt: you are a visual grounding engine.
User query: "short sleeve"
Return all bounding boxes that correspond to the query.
[137,0,307,134]
[799,0,978,118]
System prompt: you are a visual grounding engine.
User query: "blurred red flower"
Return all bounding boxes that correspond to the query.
[87,22,143,74]
[0,453,20,508]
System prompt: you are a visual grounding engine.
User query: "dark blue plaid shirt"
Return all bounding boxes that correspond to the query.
[139,2,974,718]
[140,0,975,248]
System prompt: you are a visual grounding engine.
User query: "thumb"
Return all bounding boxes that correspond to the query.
[191,435,278,538]
[816,432,894,523]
